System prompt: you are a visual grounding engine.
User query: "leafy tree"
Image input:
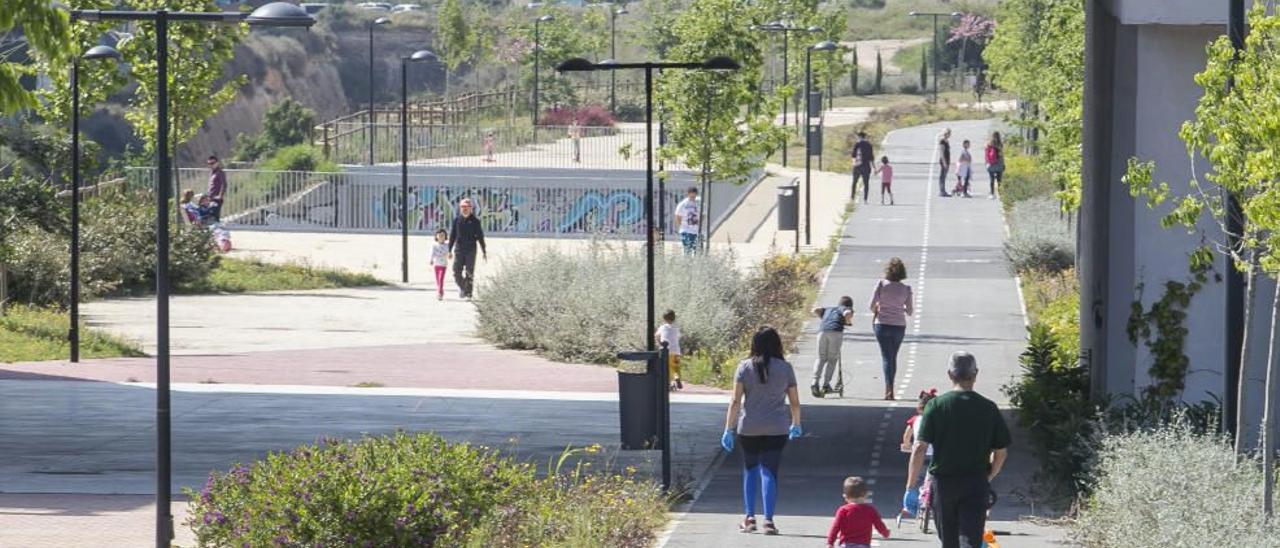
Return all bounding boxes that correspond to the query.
[985,0,1084,209]
[436,0,474,77]
[947,13,995,78]
[0,0,70,112]
[1122,7,1280,510]
[634,0,683,58]
[234,98,316,162]
[507,6,593,108]
[655,0,785,187]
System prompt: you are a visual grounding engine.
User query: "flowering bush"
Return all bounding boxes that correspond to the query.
[185,432,669,547]
[1074,424,1277,546]
[476,242,751,364]
[537,104,616,127]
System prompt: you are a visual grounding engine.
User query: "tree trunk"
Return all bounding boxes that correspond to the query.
[1238,251,1262,456]
[1264,275,1279,518]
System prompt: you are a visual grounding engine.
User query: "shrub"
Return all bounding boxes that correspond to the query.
[476,242,750,363]
[1074,424,1277,547]
[614,101,645,123]
[1004,196,1075,274]
[998,150,1057,209]
[537,104,616,127]
[1022,269,1080,358]
[185,433,668,547]
[260,144,336,173]
[897,82,921,95]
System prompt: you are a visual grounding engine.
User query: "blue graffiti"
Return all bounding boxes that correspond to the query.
[557,191,644,233]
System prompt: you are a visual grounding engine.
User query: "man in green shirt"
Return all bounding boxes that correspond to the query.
[906,351,1010,548]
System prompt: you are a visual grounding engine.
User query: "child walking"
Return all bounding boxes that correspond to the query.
[655,309,683,390]
[430,229,449,301]
[897,388,938,526]
[874,156,894,205]
[827,476,890,548]
[956,139,974,197]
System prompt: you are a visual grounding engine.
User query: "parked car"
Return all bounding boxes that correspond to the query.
[391,3,421,12]
[356,2,393,11]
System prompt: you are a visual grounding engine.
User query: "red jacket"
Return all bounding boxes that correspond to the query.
[827,502,889,545]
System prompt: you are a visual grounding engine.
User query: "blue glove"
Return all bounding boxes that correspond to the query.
[903,488,920,515]
[788,424,803,440]
[721,430,735,453]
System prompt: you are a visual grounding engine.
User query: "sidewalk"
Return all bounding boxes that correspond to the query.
[661,119,1073,546]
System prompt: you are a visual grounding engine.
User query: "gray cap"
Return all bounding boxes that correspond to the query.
[948,351,978,380]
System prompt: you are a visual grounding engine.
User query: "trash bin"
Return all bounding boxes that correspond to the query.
[777,184,799,231]
[807,126,823,155]
[808,92,823,118]
[618,366,658,450]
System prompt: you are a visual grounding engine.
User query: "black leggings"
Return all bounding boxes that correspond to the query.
[988,169,1003,195]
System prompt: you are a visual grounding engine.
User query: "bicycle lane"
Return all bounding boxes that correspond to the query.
[659,119,1069,547]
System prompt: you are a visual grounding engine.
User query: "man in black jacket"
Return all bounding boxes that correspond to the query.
[448,198,486,299]
[851,131,874,203]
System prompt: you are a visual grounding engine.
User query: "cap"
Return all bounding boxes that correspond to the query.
[948,351,977,380]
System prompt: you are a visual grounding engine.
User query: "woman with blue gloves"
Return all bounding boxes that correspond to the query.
[721,326,803,535]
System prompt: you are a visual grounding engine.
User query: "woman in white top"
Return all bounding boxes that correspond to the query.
[869,257,913,400]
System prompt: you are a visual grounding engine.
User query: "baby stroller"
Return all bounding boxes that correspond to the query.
[209,222,233,253]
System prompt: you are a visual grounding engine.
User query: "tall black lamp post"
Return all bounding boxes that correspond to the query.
[401,49,441,284]
[908,11,960,103]
[751,21,821,167]
[805,40,836,247]
[532,13,554,128]
[68,5,314,546]
[556,55,739,490]
[608,4,627,113]
[367,16,391,165]
[69,44,122,364]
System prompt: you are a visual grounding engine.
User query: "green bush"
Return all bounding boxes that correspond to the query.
[476,242,751,364]
[261,144,336,173]
[1004,196,1075,274]
[5,191,218,305]
[185,432,668,547]
[1074,424,1277,547]
[234,99,317,162]
[998,150,1057,209]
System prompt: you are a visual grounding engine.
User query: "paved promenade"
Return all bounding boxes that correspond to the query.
[662,119,1070,547]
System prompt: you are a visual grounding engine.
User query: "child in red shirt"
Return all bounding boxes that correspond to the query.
[827,476,890,548]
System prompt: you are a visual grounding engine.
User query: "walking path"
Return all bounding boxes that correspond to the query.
[662,119,1071,546]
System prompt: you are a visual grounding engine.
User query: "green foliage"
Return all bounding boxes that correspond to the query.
[0,305,143,362]
[181,258,384,294]
[998,150,1056,211]
[874,51,884,94]
[919,46,927,90]
[0,0,70,112]
[985,0,1084,209]
[633,0,683,58]
[476,242,752,364]
[850,47,859,95]
[1075,424,1276,547]
[508,6,595,107]
[0,172,63,259]
[437,0,475,72]
[260,144,336,173]
[186,433,668,547]
[233,99,317,162]
[1125,252,1215,400]
[653,0,784,185]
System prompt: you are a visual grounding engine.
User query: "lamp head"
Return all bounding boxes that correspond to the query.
[408,49,439,63]
[703,56,740,70]
[245,2,317,28]
[952,12,963,17]
[82,44,122,61]
[811,41,837,52]
[807,26,822,33]
[537,14,554,22]
[556,57,597,72]
[908,11,919,16]
[374,16,391,25]
[615,6,628,15]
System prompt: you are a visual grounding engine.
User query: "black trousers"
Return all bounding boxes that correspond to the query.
[852,169,871,201]
[931,473,989,548]
[453,249,478,297]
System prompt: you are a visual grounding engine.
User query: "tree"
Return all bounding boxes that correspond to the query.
[875,51,883,94]
[1123,5,1280,515]
[635,0,684,59]
[985,0,1084,209]
[436,0,473,94]
[919,46,927,91]
[233,98,317,162]
[0,0,70,113]
[947,13,995,87]
[850,47,859,95]
[655,0,784,189]
[507,6,593,109]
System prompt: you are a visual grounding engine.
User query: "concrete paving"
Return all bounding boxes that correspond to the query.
[661,119,1073,547]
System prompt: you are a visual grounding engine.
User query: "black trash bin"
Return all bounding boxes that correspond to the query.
[777,183,799,231]
[618,367,658,450]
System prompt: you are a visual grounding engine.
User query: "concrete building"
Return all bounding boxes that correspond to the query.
[1081,0,1272,444]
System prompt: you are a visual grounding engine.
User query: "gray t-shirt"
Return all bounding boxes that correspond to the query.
[734,357,798,436]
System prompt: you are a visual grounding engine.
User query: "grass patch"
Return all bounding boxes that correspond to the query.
[0,306,144,363]
[178,258,385,294]
[352,381,384,388]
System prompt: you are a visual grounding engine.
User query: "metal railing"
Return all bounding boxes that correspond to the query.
[125,167,749,239]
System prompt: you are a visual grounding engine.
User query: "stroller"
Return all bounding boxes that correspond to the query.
[209,222,233,253]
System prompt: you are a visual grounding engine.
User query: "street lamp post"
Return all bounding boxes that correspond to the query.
[368,16,391,165]
[68,5,314,546]
[751,21,821,167]
[908,11,960,103]
[69,45,121,364]
[557,56,740,491]
[401,50,441,284]
[608,5,627,113]
[533,14,554,129]
[805,41,836,247]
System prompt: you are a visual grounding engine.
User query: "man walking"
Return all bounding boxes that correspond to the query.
[907,351,1010,548]
[674,186,702,254]
[851,131,874,203]
[937,129,952,197]
[810,296,854,397]
[448,198,486,299]
[206,154,227,222]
